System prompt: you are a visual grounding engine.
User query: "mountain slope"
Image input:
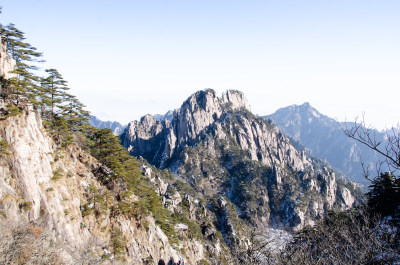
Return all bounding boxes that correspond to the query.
[0,104,233,264]
[121,90,360,237]
[265,103,384,186]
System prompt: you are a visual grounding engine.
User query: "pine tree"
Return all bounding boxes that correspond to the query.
[0,23,42,104]
[368,172,400,217]
[50,115,74,147]
[40,68,69,118]
[61,93,90,132]
[89,128,140,185]
[39,68,91,145]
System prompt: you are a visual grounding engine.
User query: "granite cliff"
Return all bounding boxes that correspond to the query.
[121,89,360,238]
[0,105,225,264]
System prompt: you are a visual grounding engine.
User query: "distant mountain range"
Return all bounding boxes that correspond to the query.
[265,102,386,186]
[91,110,177,135]
[90,111,176,136]
[90,116,126,135]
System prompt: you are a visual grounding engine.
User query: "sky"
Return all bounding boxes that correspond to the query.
[1,0,399,130]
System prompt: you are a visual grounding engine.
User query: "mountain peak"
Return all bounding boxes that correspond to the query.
[300,102,321,118]
[300,102,311,108]
[221,89,250,111]
[121,89,358,233]
[183,89,250,112]
[140,113,157,125]
[122,89,251,168]
[283,102,321,118]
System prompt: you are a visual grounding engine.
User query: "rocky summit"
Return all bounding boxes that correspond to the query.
[121,89,360,236]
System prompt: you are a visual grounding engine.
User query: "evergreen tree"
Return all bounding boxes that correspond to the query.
[0,23,42,104]
[39,69,91,144]
[368,172,400,218]
[49,115,74,147]
[61,93,90,132]
[89,128,139,183]
[40,68,69,118]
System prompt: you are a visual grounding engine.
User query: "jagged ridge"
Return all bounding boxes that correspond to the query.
[121,89,361,234]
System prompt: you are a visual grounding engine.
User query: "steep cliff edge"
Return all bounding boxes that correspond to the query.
[121,89,361,236]
[0,105,224,264]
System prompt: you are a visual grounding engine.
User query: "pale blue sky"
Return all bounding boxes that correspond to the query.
[1,1,399,129]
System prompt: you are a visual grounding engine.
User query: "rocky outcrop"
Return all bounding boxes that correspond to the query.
[0,106,213,264]
[154,110,175,122]
[121,89,361,236]
[121,89,251,168]
[1,107,54,221]
[0,36,16,81]
[0,37,16,109]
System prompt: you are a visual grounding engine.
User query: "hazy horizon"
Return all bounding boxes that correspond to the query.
[1,1,399,130]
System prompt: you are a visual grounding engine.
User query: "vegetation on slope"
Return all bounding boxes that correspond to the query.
[1,11,399,264]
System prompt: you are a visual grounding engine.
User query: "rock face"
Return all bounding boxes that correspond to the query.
[154,110,175,122]
[0,106,214,264]
[0,37,16,109]
[121,89,360,235]
[0,36,16,81]
[122,89,251,168]
[265,102,385,186]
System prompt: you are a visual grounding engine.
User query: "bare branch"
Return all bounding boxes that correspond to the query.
[342,115,400,179]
